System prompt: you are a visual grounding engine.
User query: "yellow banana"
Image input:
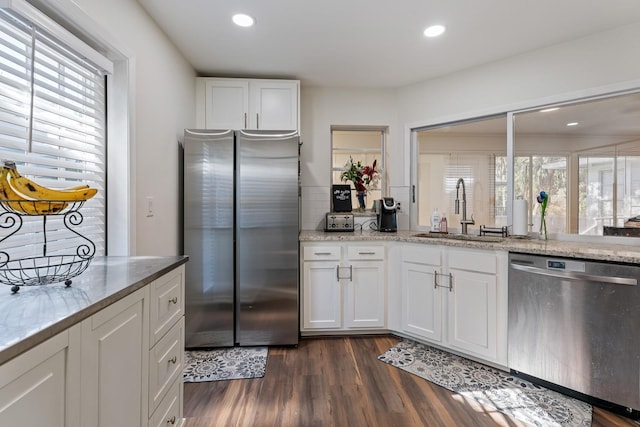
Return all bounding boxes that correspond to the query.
[3,161,97,202]
[0,166,68,215]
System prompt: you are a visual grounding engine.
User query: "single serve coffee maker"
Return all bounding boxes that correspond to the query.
[376,197,398,232]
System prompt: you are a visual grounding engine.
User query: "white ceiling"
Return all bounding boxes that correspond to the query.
[136,0,640,88]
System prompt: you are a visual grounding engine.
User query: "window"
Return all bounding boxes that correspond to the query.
[331,127,385,210]
[412,92,640,237]
[414,116,506,231]
[0,1,111,260]
[512,155,567,235]
[578,141,640,235]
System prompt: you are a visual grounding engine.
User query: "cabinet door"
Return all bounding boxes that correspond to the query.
[0,330,72,427]
[401,262,443,342]
[249,80,298,130]
[81,287,148,427]
[302,261,342,329]
[345,261,385,328]
[204,79,249,129]
[447,268,497,360]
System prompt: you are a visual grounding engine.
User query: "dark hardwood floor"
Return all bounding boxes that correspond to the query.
[183,336,639,427]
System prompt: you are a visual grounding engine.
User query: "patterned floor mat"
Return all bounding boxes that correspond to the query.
[184,346,268,382]
[379,339,592,427]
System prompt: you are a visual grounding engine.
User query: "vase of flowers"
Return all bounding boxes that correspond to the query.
[536,190,549,240]
[340,157,380,212]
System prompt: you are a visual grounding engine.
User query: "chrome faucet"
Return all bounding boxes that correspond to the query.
[455,178,475,234]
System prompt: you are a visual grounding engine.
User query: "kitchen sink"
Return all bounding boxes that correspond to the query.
[411,233,506,243]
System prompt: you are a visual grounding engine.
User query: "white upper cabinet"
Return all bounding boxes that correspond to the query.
[196,78,299,131]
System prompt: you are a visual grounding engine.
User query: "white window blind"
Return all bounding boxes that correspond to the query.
[0,2,109,261]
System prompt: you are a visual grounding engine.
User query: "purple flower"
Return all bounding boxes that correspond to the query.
[537,191,549,239]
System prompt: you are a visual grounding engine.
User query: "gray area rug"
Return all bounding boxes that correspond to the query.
[183,347,268,382]
[379,339,592,427]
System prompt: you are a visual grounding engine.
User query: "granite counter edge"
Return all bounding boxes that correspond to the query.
[0,256,189,365]
[299,231,640,264]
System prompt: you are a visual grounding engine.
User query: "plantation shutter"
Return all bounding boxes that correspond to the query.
[0,1,111,261]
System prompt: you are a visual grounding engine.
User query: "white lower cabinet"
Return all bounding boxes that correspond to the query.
[446,248,500,361]
[80,287,148,427]
[0,327,79,427]
[400,245,443,343]
[0,264,186,427]
[301,242,385,333]
[398,243,507,365]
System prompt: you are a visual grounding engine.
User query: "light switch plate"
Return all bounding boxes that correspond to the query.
[146,196,154,217]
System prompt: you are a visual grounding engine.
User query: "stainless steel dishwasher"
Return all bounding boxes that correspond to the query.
[508,252,640,417]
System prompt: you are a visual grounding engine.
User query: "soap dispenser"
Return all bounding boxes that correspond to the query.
[431,208,440,232]
[440,215,448,233]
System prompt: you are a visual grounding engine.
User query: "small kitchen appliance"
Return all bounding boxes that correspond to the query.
[325,212,354,231]
[377,197,398,232]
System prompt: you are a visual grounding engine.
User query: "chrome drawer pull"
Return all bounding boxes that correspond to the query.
[167,416,176,425]
[168,356,177,364]
[314,252,332,255]
[358,252,376,255]
[169,297,178,304]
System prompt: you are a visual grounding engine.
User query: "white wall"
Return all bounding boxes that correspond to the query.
[398,22,640,132]
[70,0,196,255]
[299,86,403,230]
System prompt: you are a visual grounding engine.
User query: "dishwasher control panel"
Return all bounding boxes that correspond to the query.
[546,259,585,272]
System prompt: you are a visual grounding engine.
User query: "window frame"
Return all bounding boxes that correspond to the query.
[0,0,111,259]
[28,0,134,255]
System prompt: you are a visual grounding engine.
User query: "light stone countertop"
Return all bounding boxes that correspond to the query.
[0,255,188,365]
[299,230,640,264]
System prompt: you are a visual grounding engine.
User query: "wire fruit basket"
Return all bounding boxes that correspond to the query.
[0,200,95,293]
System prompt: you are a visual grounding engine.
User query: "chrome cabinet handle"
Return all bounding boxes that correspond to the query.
[168,356,177,364]
[434,272,453,291]
[169,297,178,304]
[167,416,176,425]
[256,113,259,129]
[358,252,376,255]
[244,113,247,129]
[314,252,331,255]
[336,265,353,281]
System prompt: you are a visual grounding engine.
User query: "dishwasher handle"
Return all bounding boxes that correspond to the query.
[510,262,637,286]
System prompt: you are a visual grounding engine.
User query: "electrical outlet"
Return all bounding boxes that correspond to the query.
[146,196,154,217]
[396,202,402,212]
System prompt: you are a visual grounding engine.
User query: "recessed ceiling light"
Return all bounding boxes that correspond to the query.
[232,13,255,27]
[566,122,579,127]
[424,25,446,38]
[540,107,559,113]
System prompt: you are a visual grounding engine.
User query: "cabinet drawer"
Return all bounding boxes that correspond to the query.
[448,249,496,274]
[149,375,182,427]
[150,266,184,345]
[347,246,384,260]
[303,246,341,261]
[149,317,184,415]
[402,245,441,266]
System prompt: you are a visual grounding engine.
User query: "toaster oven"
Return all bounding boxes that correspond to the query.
[325,213,354,232]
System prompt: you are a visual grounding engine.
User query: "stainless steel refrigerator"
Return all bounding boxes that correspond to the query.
[183,129,299,348]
